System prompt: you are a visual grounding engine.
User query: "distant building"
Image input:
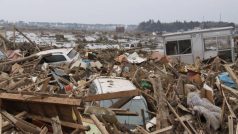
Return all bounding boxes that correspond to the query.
[116,26,125,33]
[162,26,235,63]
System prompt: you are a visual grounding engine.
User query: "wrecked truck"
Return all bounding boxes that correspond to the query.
[88,76,150,129]
[37,48,80,65]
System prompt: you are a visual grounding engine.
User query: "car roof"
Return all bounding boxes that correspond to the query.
[93,76,137,94]
[36,48,73,56]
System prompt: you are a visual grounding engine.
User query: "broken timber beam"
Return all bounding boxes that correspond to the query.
[224,64,238,89]
[90,114,109,134]
[228,115,234,134]
[51,116,63,134]
[166,100,192,134]
[0,54,38,67]
[1,110,41,133]
[28,114,90,131]
[109,96,134,108]
[150,126,173,134]
[6,77,27,91]
[40,127,48,134]
[221,84,238,98]
[2,111,27,131]
[136,125,150,134]
[83,89,141,102]
[0,93,81,106]
[14,27,40,51]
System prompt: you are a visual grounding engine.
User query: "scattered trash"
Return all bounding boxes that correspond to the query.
[0,32,237,133]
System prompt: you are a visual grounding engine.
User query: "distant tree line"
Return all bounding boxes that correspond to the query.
[137,19,235,32]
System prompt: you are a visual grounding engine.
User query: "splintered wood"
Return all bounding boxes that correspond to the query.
[0,35,238,134]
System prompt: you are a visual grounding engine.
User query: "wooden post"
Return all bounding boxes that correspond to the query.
[228,115,234,134]
[90,114,109,134]
[13,25,16,48]
[149,75,169,130]
[51,116,63,134]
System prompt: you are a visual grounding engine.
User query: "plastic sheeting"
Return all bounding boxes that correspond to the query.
[219,72,237,89]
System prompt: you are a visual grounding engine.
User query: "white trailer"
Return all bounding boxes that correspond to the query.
[162,27,235,64]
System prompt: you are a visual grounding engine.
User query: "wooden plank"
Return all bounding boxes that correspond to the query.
[2,111,27,130]
[40,127,48,134]
[7,77,27,91]
[51,116,63,134]
[174,114,193,122]
[90,114,109,134]
[236,123,238,134]
[224,64,238,89]
[109,96,133,108]
[84,90,141,102]
[1,110,41,133]
[216,79,237,119]
[185,120,197,134]
[150,126,173,134]
[0,54,38,66]
[19,77,51,92]
[0,99,1,133]
[0,93,81,106]
[136,125,150,134]
[113,111,138,116]
[221,86,236,118]
[221,84,238,98]
[149,76,169,130]
[228,115,234,134]
[72,107,83,124]
[166,100,192,134]
[28,114,90,131]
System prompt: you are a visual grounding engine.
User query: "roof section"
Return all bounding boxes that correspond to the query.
[162,26,234,37]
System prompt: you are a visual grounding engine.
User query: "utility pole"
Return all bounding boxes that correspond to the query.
[13,24,16,48]
[219,12,222,22]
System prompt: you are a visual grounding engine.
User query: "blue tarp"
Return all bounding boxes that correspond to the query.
[218,72,237,89]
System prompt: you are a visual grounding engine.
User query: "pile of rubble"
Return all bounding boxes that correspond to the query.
[0,35,238,134]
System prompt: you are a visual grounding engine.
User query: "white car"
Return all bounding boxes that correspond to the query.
[36,48,80,65]
[89,76,149,128]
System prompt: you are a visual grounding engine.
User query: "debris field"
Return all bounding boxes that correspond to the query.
[0,29,238,134]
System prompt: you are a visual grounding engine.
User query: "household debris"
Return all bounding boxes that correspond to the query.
[0,33,238,134]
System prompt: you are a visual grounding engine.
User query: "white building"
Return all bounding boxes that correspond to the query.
[162,27,235,64]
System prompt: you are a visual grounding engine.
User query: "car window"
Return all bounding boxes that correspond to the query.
[101,99,117,108]
[67,49,78,59]
[43,55,67,63]
[117,97,149,126]
[100,96,149,127]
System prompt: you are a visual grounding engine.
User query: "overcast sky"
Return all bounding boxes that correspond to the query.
[0,0,237,24]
